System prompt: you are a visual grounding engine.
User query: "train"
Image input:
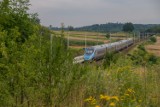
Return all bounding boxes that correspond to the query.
[84,38,134,61]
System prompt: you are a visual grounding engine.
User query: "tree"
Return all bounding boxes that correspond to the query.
[0,0,38,42]
[122,22,134,32]
[68,26,74,31]
[150,36,157,43]
[105,33,110,39]
[146,26,160,33]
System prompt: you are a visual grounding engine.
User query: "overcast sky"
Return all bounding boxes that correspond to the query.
[29,0,160,27]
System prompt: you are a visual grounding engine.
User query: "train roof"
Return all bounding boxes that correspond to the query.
[86,38,133,50]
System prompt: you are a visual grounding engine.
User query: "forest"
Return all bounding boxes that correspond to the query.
[0,0,160,107]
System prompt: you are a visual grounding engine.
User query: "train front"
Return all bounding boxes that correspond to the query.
[84,48,95,61]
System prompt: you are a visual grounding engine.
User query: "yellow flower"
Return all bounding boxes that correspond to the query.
[84,96,97,105]
[109,102,115,107]
[84,96,93,102]
[100,94,110,101]
[100,94,105,99]
[91,99,96,105]
[95,105,100,107]
[111,96,119,102]
[127,88,135,93]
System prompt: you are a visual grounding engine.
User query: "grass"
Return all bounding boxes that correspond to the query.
[57,52,160,107]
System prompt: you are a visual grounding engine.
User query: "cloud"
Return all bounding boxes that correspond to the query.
[29,0,160,27]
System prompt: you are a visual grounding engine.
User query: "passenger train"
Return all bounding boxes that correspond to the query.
[84,38,134,61]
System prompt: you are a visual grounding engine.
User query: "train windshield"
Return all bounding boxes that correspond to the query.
[85,48,94,54]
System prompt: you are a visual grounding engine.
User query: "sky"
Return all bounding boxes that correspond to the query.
[29,0,160,27]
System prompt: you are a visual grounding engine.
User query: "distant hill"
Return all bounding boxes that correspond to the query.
[50,23,160,32]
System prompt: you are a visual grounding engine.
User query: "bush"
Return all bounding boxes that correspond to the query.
[150,36,157,43]
[105,33,110,39]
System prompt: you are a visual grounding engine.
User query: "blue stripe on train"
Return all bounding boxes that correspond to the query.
[84,53,95,61]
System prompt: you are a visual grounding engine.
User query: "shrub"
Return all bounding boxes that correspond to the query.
[150,36,157,43]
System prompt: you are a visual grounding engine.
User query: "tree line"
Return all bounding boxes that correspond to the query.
[50,23,159,33]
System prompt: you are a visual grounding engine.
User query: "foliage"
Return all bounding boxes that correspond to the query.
[146,25,160,33]
[105,33,110,39]
[0,0,39,42]
[122,22,134,32]
[0,0,89,106]
[149,36,157,43]
[103,52,120,69]
[68,26,74,31]
[130,44,158,65]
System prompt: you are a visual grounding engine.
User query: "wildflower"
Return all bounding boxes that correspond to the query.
[95,105,100,107]
[100,94,110,101]
[91,99,96,105]
[111,96,119,102]
[84,96,93,102]
[84,96,97,105]
[127,88,135,93]
[109,102,115,107]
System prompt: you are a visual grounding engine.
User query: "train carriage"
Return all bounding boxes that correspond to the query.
[84,38,133,61]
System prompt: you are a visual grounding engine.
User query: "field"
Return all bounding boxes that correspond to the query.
[146,36,160,56]
[53,31,131,49]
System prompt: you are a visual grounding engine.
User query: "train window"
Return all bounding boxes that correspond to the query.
[85,48,94,54]
[97,50,105,54]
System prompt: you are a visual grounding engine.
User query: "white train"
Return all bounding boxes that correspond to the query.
[84,38,134,61]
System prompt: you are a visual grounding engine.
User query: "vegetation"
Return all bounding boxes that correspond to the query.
[105,33,110,39]
[146,25,160,33]
[85,51,160,107]
[149,36,157,43]
[0,0,160,107]
[68,26,74,31]
[122,22,134,32]
[130,44,159,65]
